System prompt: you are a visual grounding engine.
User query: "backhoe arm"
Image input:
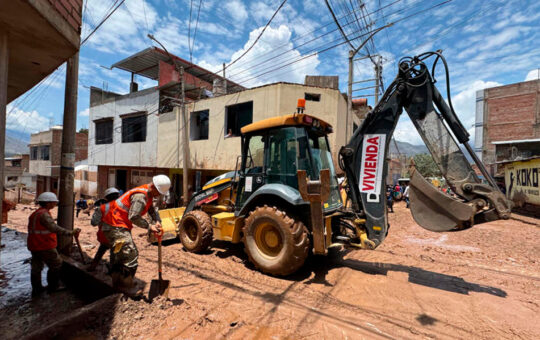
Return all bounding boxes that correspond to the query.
[339,51,511,248]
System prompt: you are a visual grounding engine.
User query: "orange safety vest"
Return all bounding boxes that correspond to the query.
[96,202,112,245]
[102,184,153,231]
[27,208,57,252]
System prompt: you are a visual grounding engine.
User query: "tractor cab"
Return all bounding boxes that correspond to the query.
[234,113,342,216]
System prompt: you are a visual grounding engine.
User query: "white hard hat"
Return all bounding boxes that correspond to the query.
[37,192,58,203]
[104,187,120,197]
[152,175,171,195]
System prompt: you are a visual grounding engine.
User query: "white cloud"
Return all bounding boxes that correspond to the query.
[220,25,320,87]
[79,108,90,117]
[224,0,248,24]
[525,69,540,81]
[6,106,51,133]
[82,0,159,54]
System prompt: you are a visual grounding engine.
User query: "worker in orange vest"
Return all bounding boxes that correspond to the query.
[101,175,171,293]
[88,187,120,271]
[28,192,81,297]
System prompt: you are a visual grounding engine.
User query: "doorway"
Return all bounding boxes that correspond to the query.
[115,170,127,193]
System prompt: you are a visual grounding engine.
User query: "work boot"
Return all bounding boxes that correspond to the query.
[31,273,46,297]
[46,269,65,293]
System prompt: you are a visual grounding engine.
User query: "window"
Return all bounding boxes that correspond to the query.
[31,147,38,160]
[7,176,18,182]
[190,110,209,140]
[225,101,253,138]
[11,159,21,167]
[83,171,88,181]
[132,170,153,186]
[122,113,147,143]
[40,145,50,160]
[95,119,113,144]
[305,93,321,102]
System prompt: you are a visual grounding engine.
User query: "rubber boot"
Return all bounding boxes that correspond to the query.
[31,273,45,297]
[46,269,63,293]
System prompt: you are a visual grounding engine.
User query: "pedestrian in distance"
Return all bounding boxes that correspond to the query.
[28,192,81,297]
[403,184,410,208]
[75,197,88,218]
[88,187,120,272]
[387,186,394,213]
[101,175,171,294]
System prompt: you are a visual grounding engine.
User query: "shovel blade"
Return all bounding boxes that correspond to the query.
[409,170,474,232]
[148,279,170,301]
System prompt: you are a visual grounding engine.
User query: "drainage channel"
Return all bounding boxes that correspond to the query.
[0,226,119,340]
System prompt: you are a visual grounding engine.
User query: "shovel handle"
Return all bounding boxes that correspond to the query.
[74,233,86,265]
[153,229,164,279]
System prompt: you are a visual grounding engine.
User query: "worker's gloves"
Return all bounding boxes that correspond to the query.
[149,223,162,234]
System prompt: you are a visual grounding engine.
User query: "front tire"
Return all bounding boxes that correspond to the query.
[243,205,309,276]
[179,210,213,253]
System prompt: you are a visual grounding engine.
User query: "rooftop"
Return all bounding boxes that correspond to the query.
[110,47,245,93]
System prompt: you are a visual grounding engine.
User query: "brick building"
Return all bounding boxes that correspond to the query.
[475,79,540,176]
[29,126,88,195]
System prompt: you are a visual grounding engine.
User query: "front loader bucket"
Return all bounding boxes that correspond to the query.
[409,170,474,232]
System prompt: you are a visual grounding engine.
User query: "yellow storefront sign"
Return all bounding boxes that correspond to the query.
[504,158,540,206]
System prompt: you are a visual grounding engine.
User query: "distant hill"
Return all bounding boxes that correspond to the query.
[5,130,29,156]
[389,140,428,156]
[389,140,474,164]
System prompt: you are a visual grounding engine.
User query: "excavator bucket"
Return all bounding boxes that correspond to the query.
[409,170,475,232]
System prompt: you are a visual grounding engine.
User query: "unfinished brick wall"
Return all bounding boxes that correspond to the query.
[75,132,88,161]
[48,0,82,34]
[483,80,540,173]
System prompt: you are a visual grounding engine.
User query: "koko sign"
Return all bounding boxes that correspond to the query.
[505,158,540,206]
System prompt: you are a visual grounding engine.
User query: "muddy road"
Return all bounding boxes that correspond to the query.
[3,202,539,339]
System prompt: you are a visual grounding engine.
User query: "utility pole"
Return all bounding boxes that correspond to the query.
[347,50,354,142]
[180,66,190,204]
[57,52,79,255]
[346,24,392,141]
[374,55,382,104]
[222,62,227,94]
[0,29,8,246]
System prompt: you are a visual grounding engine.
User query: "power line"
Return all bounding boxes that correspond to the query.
[234,0,452,86]
[223,0,404,77]
[225,0,420,80]
[188,0,194,62]
[325,0,355,50]
[190,0,203,63]
[81,0,126,46]
[225,0,288,71]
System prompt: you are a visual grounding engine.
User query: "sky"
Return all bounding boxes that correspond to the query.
[6,0,540,146]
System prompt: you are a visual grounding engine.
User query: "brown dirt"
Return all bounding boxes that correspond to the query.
[4,202,540,339]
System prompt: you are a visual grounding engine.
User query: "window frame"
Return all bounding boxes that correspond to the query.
[190,109,209,141]
[121,112,147,143]
[95,118,114,145]
[225,101,253,138]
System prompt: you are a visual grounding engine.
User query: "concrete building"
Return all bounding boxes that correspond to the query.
[88,48,243,198]
[4,154,35,191]
[29,126,88,195]
[475,79,540,176]
[74,160,97,198]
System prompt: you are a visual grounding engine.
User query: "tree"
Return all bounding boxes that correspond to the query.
[411,153,441,178]
[78,128,88,134]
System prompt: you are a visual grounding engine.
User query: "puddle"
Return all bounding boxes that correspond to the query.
[0,226,88,339]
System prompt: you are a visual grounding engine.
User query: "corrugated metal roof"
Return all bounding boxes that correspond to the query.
[111,47,245,93]
[492,138,540,145]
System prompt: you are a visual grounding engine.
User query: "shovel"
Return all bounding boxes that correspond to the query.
[148,229,170,301]
[74,231,87,264]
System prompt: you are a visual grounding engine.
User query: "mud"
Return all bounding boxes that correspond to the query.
[2,202,539,339]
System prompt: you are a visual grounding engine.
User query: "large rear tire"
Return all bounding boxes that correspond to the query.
[243,205,309,276]
[179,210,213,253]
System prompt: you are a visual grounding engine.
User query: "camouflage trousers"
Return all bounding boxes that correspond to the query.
[102,226,138,271]
[31,248,63,290]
